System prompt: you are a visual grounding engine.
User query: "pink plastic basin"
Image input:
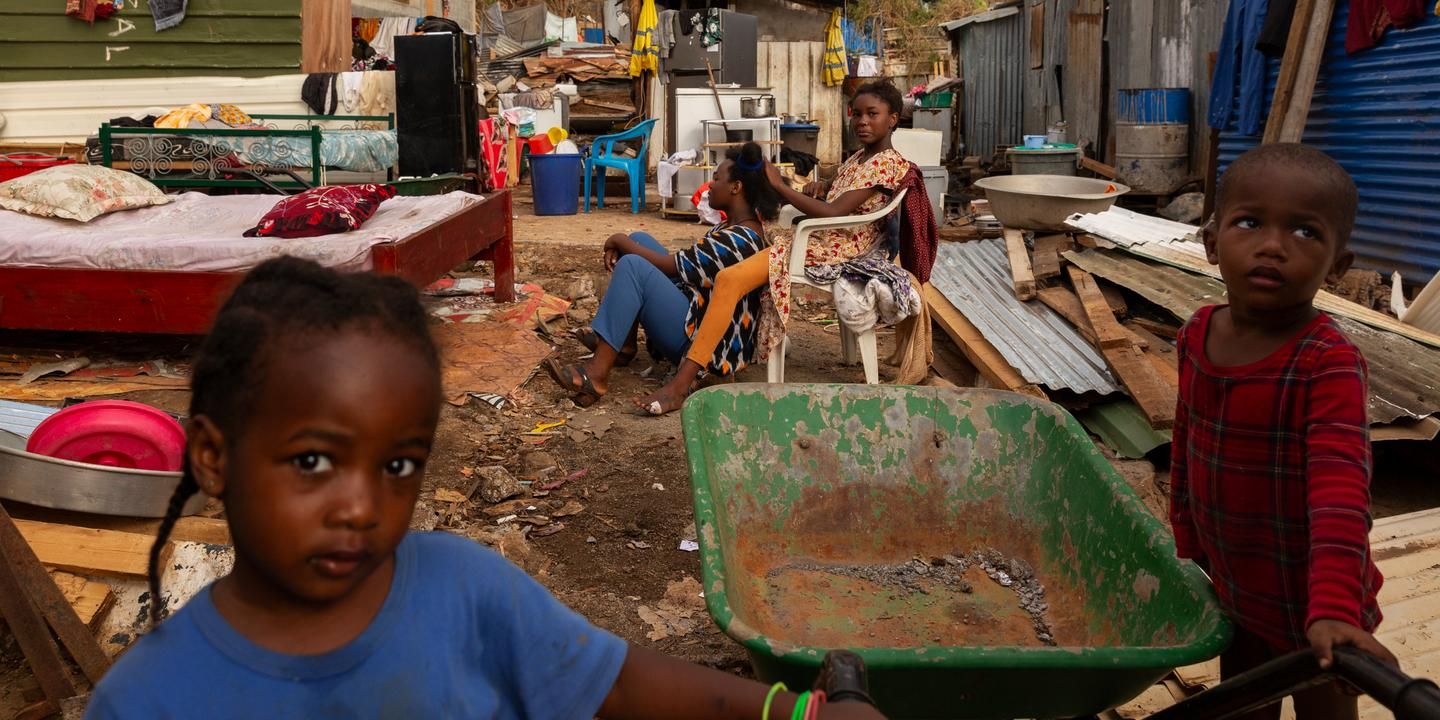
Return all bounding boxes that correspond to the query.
[26,400,186,472]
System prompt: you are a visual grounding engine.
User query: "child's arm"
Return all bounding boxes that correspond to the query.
[599,644,884,720]
[1168,324,1204,564]
[1303,344,1391,665]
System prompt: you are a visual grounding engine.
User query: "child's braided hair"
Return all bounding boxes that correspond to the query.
[147,256,440,624]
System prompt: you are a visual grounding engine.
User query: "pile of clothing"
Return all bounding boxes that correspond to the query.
[66,0,186,31]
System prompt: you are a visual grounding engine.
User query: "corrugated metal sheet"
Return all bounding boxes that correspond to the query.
[1065,248,1440,425]
[0,400,55,439]
[0,0,302,83]
[1107,0,1227,169]
[1216,0,1440,280]
[1067,205,1200,247]
[930,239,1119,395]
[954,9,1024,161]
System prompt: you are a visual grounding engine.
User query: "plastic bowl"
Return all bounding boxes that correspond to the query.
[26,400,186,472]
[528,135,556,155]
[547,126,569,145]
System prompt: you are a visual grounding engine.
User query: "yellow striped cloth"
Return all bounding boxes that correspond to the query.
[629,0,660,77]
[822,9,849,87]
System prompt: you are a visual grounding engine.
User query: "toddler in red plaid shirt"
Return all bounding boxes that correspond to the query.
[1170,144,1398,720]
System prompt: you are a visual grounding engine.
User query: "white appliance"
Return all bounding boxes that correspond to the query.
[664,86,768,160]
[891,129,943,166]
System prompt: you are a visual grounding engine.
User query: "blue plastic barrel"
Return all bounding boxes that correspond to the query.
[583,28,605,43]
[1115,88,1191,124]
[529,153,582,216]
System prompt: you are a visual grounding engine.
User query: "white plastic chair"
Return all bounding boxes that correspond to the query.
[766,188,909,385]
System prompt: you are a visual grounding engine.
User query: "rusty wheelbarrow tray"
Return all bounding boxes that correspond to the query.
[682,385,1231,720]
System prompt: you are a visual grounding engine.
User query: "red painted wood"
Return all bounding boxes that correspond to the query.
[0,192,517,334]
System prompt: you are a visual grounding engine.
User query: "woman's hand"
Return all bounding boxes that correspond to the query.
[765,162,787,191]
[604,233,628,272]
[803,180,828,198]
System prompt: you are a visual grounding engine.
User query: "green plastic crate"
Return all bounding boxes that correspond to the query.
[682,385,1230,720]
[918,91,954,108]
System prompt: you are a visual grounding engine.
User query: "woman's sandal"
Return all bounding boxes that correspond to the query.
[543,358,603,408]
[574,327,636,367]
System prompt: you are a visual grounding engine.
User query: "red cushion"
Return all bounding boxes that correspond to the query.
[243,184,397,239]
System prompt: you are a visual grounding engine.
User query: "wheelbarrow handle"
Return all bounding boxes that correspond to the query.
[1148,646,1440,720]
[815,650,876,706]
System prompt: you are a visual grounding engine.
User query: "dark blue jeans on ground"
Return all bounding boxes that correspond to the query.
[591,232,689,364]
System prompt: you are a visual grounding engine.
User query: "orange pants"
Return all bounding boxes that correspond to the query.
[684,251,770,367]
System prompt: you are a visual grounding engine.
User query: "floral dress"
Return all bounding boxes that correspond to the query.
[759,147,909,355]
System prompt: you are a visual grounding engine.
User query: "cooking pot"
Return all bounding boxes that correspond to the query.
[740,95,776,118]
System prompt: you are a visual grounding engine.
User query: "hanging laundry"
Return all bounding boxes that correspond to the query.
[339,72,365,114]
[630,0,659,76]
[1207,0,1269,136]
[301,73,339,116]
[149,0,186,31]
[822,9,849,87]
[65,0,97,23]
[1256,0,1297,56]
[1347,0,1427,53]
[358,71,397,128]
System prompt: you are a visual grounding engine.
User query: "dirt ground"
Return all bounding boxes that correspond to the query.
[2,189,1438,712]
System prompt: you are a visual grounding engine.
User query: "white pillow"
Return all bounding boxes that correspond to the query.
[0,164,169,222]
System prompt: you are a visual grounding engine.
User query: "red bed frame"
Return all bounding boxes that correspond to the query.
[0,191,515,335]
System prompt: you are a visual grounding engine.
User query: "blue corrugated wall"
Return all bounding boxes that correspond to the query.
[1217,0,1440,279]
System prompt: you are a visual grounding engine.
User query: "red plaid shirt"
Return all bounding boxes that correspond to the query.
[1171,306,1383,651]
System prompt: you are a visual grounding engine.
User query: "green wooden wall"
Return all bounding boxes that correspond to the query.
[0,0,301,82]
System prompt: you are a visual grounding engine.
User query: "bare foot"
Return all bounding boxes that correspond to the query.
[634,383,688,416]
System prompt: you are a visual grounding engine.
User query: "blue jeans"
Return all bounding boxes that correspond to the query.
[591,232,690,364]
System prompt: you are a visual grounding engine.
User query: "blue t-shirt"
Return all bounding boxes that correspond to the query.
[85,532,627,719]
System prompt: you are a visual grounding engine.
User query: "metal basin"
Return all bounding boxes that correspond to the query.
[974,175,1130,231]
[0,431,204,518]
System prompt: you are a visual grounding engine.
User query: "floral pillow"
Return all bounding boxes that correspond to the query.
[0,164,170,222]
[243,184,397,239]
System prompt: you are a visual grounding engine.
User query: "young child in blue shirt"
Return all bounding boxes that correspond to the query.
[84,257,884,720]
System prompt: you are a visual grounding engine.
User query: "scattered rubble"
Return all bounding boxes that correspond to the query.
[475,465,523,503]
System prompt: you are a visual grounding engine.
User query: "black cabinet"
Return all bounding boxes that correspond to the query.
[396,33,481,177]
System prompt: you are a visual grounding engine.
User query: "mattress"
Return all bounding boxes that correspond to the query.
[0,191,483,273]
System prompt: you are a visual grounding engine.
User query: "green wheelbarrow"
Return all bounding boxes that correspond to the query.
[681,385,1232,720]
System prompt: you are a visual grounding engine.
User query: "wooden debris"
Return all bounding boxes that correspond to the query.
[1030,234,1074,279]
[48,571,114,630]
[1080,156,1118,179]
[8,504,230,546]
[926,286,1046,399]
[1127,323,1180,389]
[1037,287,1148,351]
[1003,228,1037,300]
[15,519,171,578]
[1099,281,1128,315]
[1069,268,1176,428]
[1128,317,1180,340]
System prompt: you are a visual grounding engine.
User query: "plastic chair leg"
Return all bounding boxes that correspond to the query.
[628,170,642,214]
[595,168,607,208]
[767,336,788,383]
[583,163,592,213]
[840,323,859,365]
[858,329,880,384]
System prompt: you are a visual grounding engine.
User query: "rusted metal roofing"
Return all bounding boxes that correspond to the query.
[1065,248,1440,425]
[931,239,1119,396]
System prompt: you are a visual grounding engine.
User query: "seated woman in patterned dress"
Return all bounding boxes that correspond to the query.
[544,143,779,406]
[635,80,911,416]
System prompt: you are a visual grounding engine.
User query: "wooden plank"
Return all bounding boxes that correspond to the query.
[303,0,352,75]
[15,519,171,578]
[1,42,301,70]
[8,504,232,547]
[1065,6,1105,153]
[1070,268,1176,428]
[1003,228,1037,300]
[0,526,77,702]
[1263,0,1315,143]
[1080,156,1118,179]
[1129,317,1180,340]
[1030,234,1073,280]
[925,286,1047,399]
[48,571,115,630]
[0,505,111,687]
[1037,286,1148,351]
[1174,658,1221,690]
[1279,0,1335,143]
[1028,2,1045,70]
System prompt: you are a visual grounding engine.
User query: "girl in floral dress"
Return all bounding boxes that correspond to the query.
[636,81,911,416]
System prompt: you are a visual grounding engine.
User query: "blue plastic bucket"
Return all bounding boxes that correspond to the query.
[1022,135,1047,149]
[529,153,582,216]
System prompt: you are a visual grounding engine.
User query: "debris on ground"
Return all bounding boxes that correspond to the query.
[475,465,523,503]
[768,548,1057,645]
[637,576,707,641]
